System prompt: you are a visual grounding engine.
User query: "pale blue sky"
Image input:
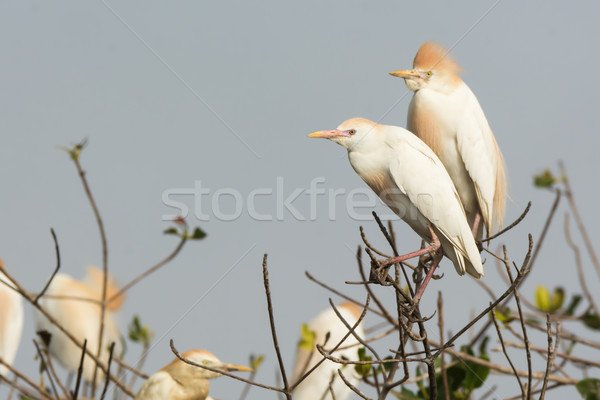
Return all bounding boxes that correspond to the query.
[1,1,599,398]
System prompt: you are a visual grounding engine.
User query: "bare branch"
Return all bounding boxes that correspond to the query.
[34,228,61,304]
[262,254,292,400]
[490,305,524,396]
[560,162,600,278]
[170,339,285,394]
[108,235,187,303]
[481,201,532,243]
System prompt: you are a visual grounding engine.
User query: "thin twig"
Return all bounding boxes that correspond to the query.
[72,153,109,396]
[539,316,555,400]
[238,356,260,400]
[34,228,61,303]
[438,292,449,400]
[481,201,532,243]
[0,373,51,400]
[437,235,533,358]
[99,342,116,400]
[503,248,532,399]
[338,369,372,400]
[490,306,524,397]
[357,246,397,327]
[360,226,392,258]
[305,271,386,320]
[291,298,369,391]
[72,339,88,400]
[564,213,599,317]
[529,189,561,272]
[108,236,187,303]
[262,254,292,400]
[32,339,60,400]
[170,339,285,393]
[560,162,600,278]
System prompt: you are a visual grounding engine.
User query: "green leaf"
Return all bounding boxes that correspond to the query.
[549,287,565,313]
[393,387,423,399]
[375,356,395,374]
[354,351,372,377]
[492,307,513,324]
[163,227,179,236]
[128,315,154,347]
[566,295,583,316]
[478,336,490,356]
[250,354,264,370]
[463,353,490,390]
[190,227,207,240]
[535,285,551,312]
[298,324,316,351]
[576,378,600,399]
[60,138,88,161]
[534,169,558,188]
[582,312,600,330]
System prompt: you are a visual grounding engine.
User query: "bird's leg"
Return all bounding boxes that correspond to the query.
[377,226,441,268]
[471,212,481,237]
[412,246,443,304]
[471,211,485,251]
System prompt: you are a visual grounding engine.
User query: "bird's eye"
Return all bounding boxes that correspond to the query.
[348,129,356,135]
[426,71,432,78]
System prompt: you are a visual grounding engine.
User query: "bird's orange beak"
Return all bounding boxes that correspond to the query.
[389,69,420,79]
[221,363,253,372]
[308,129,349,139]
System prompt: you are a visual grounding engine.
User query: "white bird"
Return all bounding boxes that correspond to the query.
[290,302,366,400]
[0,259,24,377]
[390,42,507,239]
[33,266,125,385]
[309,118,483,298]
[135,349,252,400]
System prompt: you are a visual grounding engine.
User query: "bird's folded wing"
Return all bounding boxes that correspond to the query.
[387,135,472,261]
[456,94,502,233]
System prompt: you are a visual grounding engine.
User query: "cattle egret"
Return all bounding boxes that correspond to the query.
[0,259,24,376]
[135,349,252,400]
[309,118,483,299]
[390,42,507,239]
[290,302,366,400]
[33,266,125,385]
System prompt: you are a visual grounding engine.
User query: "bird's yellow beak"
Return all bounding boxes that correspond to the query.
[389,69,420,79]
[308,129,347,139]
[221,363,253,373]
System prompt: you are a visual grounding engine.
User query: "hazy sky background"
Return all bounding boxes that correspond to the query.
[1,1,599,399]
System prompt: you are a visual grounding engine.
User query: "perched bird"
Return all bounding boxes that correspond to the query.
[0,259,24,376]
[135,349,252,400]
[390,42,507,239]
[309,118,483,297]
[290,302,366,400]
[33,266,125,385]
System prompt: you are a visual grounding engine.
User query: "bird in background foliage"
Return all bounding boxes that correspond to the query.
[309,118,483,300]
[33,266,125,385]
[390,42,507,240]
[135,349,252,400]
[290,302,366,400]
[0,259,24,377]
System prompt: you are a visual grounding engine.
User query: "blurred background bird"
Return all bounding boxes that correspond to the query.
[290,302,365,400]
[308,118,483,286]
[390,42,507,239]
[33,266,125,386]
[0,259,24,377]
[135,349,251,400]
